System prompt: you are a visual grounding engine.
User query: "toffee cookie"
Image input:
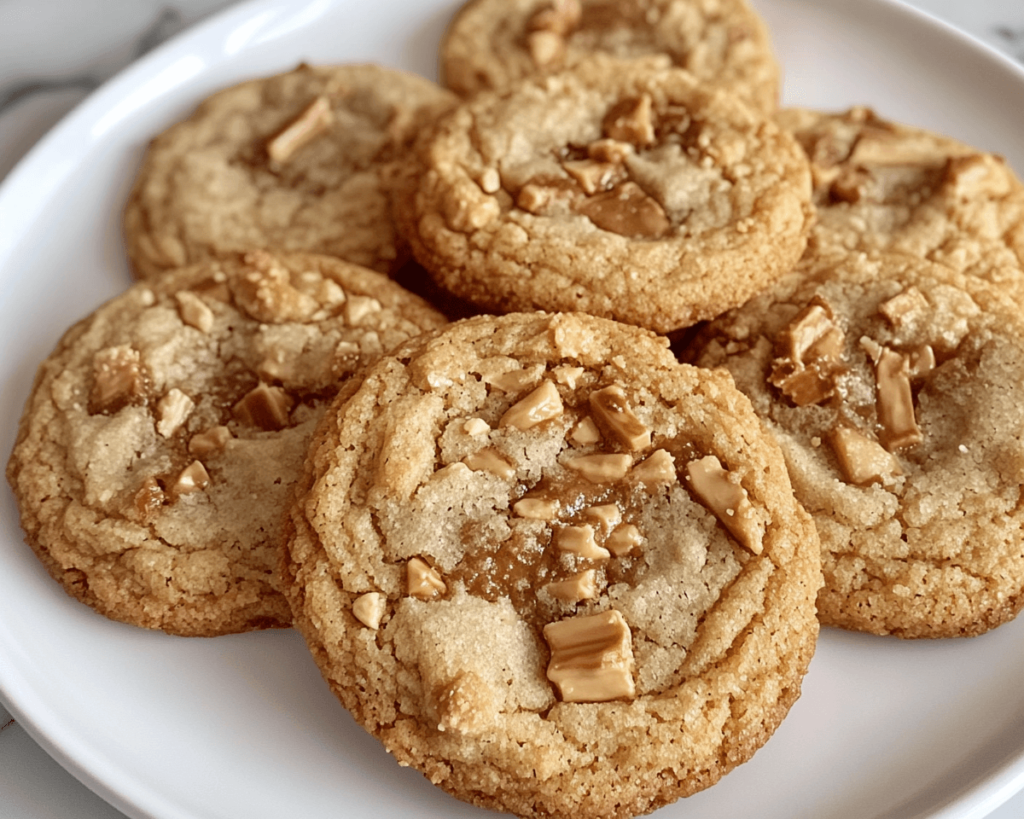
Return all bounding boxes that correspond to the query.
[283,312,821,818]
[688,250,1024,638]
[6,251,447,636]
[396,58,813,334]
[440,0,780,114]
[779,106,1024,293]
[123,63,457,280]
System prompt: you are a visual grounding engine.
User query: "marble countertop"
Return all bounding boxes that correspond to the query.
[3,1,1024,818]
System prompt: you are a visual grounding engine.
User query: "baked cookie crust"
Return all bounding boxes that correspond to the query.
[690,249,1024,638]
[283,311,821,817]
[397,58,813,334]
[123,63,456,280]
[6,251,447,636]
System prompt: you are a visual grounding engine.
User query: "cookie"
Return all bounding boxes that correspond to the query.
[779,106,1024,293]
[123,63,457,280]
[6,251,447,636]
[688,249,1024,638]
[440,0,780,114]
[396,57,813,334]
[282,311,821,817]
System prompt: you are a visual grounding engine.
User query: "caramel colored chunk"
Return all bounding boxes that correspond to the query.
[407,557,446,600]
[527,30,565,67]
[543,610,636,703]
[514,498,560,519]
[769,299,846,406]
[352,592,386,629]
[155,389,194,438]
[173,460,210,495]
[565,453,632,483]
[875,347,923,451]
[588,139,634,164]
[605,523,642,557]
[908,344,936,378]
[485,366,542,393]
[233,383,294,431]
[588,385,651,451]
[463,447,516,479]
[90,345,147,414]
[555,525,610,559]
[583,504,621,534]
[570,417,602,445]
[552,365,584,389]
[175,291,214,333]
[544,570,599,602]
[188,425,233,458]
[266,96,334,165]
[631,449,676,486]
[133,476,165,521]
[234,253,319,323]
[576,181,671,239]
[562,159,626,195]
[685,455,763,554]
[344,295,383,326]
[602,95,655,148]
[463,417,491,436]
[879,286,929,328]
[434,671,497,736]
[830,426,903,487]
[499,381,564,430]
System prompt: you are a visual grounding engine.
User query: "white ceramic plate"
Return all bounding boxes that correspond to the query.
[3,1,1024,817]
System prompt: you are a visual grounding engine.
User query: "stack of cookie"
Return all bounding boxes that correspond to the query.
[7,0,1024,817]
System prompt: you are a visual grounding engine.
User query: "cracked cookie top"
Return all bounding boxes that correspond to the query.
[395,57,812,334]
[123,63,457,280]
[282,311,821,818]
[6,251,447,636]
[441,0,780,114]
[689,249,1024,638]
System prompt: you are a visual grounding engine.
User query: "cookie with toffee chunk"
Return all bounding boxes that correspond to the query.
[441,0,780,114]
[395,57,813,334]
[688,249,1024,638]
[6,251,447,636]
[123,63,457,280]
[282,311,821,818]
[779,106,1024,295]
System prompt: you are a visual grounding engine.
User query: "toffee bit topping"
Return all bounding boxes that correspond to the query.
[188,425,233,458]
[562,159,627,195]
[266,96,334,165]
[463,447,516,480]
[155,389,194,438]
[583,503,621,534]
[543,609,636,703]
[588,384,651,451]
[769,298,846,406]
[232,382,294,431]
[874,347,923,451]
[879,286,929,328]
[685,455,764,554]
[133,477,165,521]
[576,181,671,239]
[605,523,643,557]
[90,345,148,415]
[631,449,677,487]
[407,557,446,600]
[462,417,491,436]
[565,453,632,483]
[602,95,655,149]
[175,291,214,333]
[830,425,903,487]
[552,365,584,389]
[173,460,210,495]
[544,570,599,602]
[352,592,386,629]
[555,525,611,559]
[908,344,936,379]
[499,380,564,430]
[570,416,602,445]
[514,497,560,519]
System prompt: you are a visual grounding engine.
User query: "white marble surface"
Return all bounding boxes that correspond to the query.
[3,1,1024,817]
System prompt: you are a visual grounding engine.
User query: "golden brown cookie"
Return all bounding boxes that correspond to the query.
[283,311,821,817]
[123,63,457,279]
[688,249,1024,638]
[396,57,813,334]
[6,251,447,636]
[441,0,780,114]
[779,105,1024,294]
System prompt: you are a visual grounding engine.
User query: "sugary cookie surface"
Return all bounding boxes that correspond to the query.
[779,106,1024,295]
[6,251,446,636]
[397,58,812,334]
[123,63,457,280]
[689,250,1024,637]
[283,312,821,818]
[441,0,780,114]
